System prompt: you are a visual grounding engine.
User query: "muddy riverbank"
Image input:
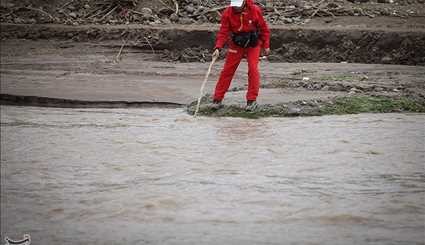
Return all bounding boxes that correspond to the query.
[1,39,424,118]
[2,20,425,65]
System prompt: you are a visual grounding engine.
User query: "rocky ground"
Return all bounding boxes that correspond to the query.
[1,0,425,26]
[1,0,425,65]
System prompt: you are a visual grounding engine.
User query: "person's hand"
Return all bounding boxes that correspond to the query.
[212,49,220,59]
[263,48,271,56]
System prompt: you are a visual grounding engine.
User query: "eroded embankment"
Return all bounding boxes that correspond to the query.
[2,93,424,119]
[1,23,424,65]
[0,94,183,108]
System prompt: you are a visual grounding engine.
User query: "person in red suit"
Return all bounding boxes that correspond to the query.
[211,0,270,111]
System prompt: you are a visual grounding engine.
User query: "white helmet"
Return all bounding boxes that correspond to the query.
[230,0,244,7]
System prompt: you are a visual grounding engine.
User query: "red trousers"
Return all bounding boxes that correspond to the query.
[213,44,261,102]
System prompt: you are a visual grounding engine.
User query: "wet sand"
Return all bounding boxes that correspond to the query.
[2,39,424,108]
[1,106,424,244]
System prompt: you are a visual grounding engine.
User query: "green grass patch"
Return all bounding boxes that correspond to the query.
[188,95,425,119]
[320,96,425,115]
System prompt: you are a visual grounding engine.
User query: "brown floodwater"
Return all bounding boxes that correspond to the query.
[1,106,424,245]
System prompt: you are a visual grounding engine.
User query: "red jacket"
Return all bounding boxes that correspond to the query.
[215,0,270,49]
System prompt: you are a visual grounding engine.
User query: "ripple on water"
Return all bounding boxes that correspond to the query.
[1,106,424,245]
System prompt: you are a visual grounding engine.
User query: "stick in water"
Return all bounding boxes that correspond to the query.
[194,55,218,117]
[114,39,127,63]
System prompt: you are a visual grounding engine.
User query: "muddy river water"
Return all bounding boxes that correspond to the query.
[1,106,424,245]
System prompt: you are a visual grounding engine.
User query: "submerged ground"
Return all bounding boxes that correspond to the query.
[1,106,424,244]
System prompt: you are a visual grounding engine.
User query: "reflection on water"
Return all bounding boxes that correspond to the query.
[1,106,424,245]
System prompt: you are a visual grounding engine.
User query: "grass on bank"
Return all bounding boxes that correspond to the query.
[321,96,425,115]
[188,95,425,119]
